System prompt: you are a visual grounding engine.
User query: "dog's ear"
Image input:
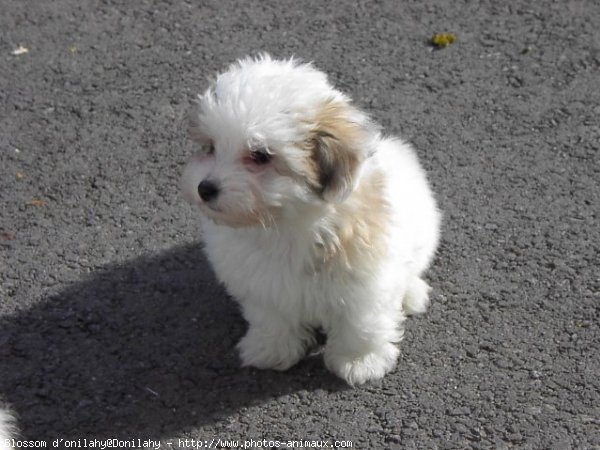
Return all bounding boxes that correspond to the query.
[306,101,374,202]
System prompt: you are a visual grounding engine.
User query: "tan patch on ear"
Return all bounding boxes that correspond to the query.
[302,101,368,201]
[313,168,391,273]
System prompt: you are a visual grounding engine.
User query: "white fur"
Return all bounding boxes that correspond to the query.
[182,55,440,385]
[0,406,16,449]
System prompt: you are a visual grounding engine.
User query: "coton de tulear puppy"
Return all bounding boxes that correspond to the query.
[182,55,440,385]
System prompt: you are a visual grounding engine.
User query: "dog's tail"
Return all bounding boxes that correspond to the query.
[0,405,17,450]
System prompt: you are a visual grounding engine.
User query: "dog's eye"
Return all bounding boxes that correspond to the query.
[249,149,272,165]
[207,142,215,155]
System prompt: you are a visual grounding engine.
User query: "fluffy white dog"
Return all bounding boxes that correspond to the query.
[182,55,440,385]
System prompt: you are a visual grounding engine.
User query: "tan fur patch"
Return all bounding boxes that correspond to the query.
[302,100,368,200]
[314,168,391,273]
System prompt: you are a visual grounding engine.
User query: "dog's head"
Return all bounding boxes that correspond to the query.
[181,55,378,228]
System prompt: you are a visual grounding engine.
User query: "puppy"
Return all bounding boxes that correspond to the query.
[182,55,440,385]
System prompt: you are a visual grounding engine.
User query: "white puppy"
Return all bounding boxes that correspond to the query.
[182,55,440,385]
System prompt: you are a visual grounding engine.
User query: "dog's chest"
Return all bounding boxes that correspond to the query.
[202,225,318,305]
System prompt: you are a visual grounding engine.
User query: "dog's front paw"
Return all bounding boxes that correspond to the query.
[403,276,431,315]
[324,342,399,385]
[237,327,308,371]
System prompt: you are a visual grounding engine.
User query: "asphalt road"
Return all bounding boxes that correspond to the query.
[1,0,599,448]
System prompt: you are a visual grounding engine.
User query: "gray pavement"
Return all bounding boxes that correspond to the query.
[1,0,599,448]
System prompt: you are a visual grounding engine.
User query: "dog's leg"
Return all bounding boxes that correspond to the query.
[236,303,315,371]
[402,276,431,315]
[323,301,405,385]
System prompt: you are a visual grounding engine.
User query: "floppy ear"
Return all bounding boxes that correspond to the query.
[306,101,373,202]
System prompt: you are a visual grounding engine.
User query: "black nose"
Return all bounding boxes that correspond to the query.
[197,180,220,202]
